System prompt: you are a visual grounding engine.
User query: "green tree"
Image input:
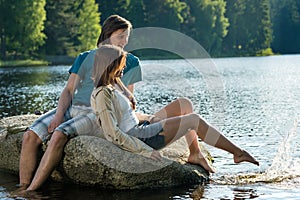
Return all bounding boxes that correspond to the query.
[0,0,46,60]
[144,0,187,29]
[182,0,229,56]
[73,0,101,56]
[43,0,80,55]
[223,0,272,56]
[96,0,130,24]
[126,0,147,28]
[270,0,300,54]
[125,0,188,58]
[209,0,229,56]
[44,0,101,57]
[0,0,12,60]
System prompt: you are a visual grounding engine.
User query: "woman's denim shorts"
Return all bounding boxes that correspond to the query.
[140,134,165,150]
[127,121,165,150]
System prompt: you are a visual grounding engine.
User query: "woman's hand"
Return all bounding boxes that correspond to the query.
[149,116,161,123]
[150,150,162,161]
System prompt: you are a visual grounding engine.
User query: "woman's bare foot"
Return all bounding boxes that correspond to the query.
[188,153,215,173]
[234,150,259,166]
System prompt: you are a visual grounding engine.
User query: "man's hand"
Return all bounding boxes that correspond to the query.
[47,116,63,133]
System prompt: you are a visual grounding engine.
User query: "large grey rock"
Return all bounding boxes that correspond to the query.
[0,115,210,189]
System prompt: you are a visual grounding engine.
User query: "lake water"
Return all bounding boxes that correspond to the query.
[1,55,300,199]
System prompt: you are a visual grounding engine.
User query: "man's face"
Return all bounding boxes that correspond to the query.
[110,29,130,49]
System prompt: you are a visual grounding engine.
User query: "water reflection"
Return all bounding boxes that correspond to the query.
[0,66,68,118]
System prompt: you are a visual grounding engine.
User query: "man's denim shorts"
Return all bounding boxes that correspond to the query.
[28,105,100,142]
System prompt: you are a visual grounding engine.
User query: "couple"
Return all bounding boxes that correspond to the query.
[18,15,259,191]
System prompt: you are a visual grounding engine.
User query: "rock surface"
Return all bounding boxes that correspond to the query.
[0,115,210,189]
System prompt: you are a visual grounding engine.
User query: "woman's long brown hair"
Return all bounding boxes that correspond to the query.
[92,45,136,109]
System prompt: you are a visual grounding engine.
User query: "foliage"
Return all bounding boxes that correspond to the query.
[270,0,300,54]
[222,0,272,56]
[182,0,229,56]
[126,0,188,58]
[256,47,274,56]
[0,60,49,67]
[0,0,46,60]
[73,0,101,56]
[96,0,130,24]
[42,0,79,56]
[42,0,101,57]
[1,0,300,61]
[143,0,187,29]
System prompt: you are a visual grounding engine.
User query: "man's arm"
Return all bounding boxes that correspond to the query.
[47,73,80,133]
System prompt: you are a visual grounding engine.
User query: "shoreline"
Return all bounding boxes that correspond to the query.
[2,53,298,68]
[0,60,50,68]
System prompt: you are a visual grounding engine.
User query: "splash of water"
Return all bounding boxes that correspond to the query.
[261,120,300,183]
[216,120,300,185]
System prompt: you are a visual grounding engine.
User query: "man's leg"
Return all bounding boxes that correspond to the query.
[19,109,58,188]
[26,110,96,191]
[19,130,43,188]
[26,131,68,191]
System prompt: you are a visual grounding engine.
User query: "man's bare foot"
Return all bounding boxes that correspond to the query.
[9,185,28,199]
[234,150,259,166]
[9,189,43,199]
[188,153,215,173]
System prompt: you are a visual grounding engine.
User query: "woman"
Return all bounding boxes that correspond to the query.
[91,45,259,173]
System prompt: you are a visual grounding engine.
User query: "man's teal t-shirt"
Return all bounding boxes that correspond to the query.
[69,49,142,106]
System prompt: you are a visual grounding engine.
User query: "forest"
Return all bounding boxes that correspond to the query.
[0,0,299,61]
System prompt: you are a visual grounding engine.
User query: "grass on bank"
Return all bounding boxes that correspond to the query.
[0,48,277,68]
[0,60,49,68]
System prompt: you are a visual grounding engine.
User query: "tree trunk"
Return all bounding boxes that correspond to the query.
[0,30,6,61]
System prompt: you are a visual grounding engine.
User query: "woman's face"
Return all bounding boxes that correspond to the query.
[110,29,130,49]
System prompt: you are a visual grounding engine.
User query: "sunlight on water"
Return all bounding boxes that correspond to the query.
[1,56,300,199]
[215,120,300,186]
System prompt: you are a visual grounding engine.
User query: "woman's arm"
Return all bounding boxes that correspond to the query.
[92,87,154,158]
[135,112,154,123]
[135,112,162,124]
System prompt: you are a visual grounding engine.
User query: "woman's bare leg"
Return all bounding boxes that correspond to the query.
[185,130,215,172]
[153,98,215,171]
[160,113,259,166]
[153,97,193,119]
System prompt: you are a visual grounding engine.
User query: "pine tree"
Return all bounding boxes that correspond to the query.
[74,0,101,56]
[43,0,80,55]
[0,0,46,59]
[222,0,272,56]
[271,0,300,54]
[43,0,101,57]
[182,0,229,56]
